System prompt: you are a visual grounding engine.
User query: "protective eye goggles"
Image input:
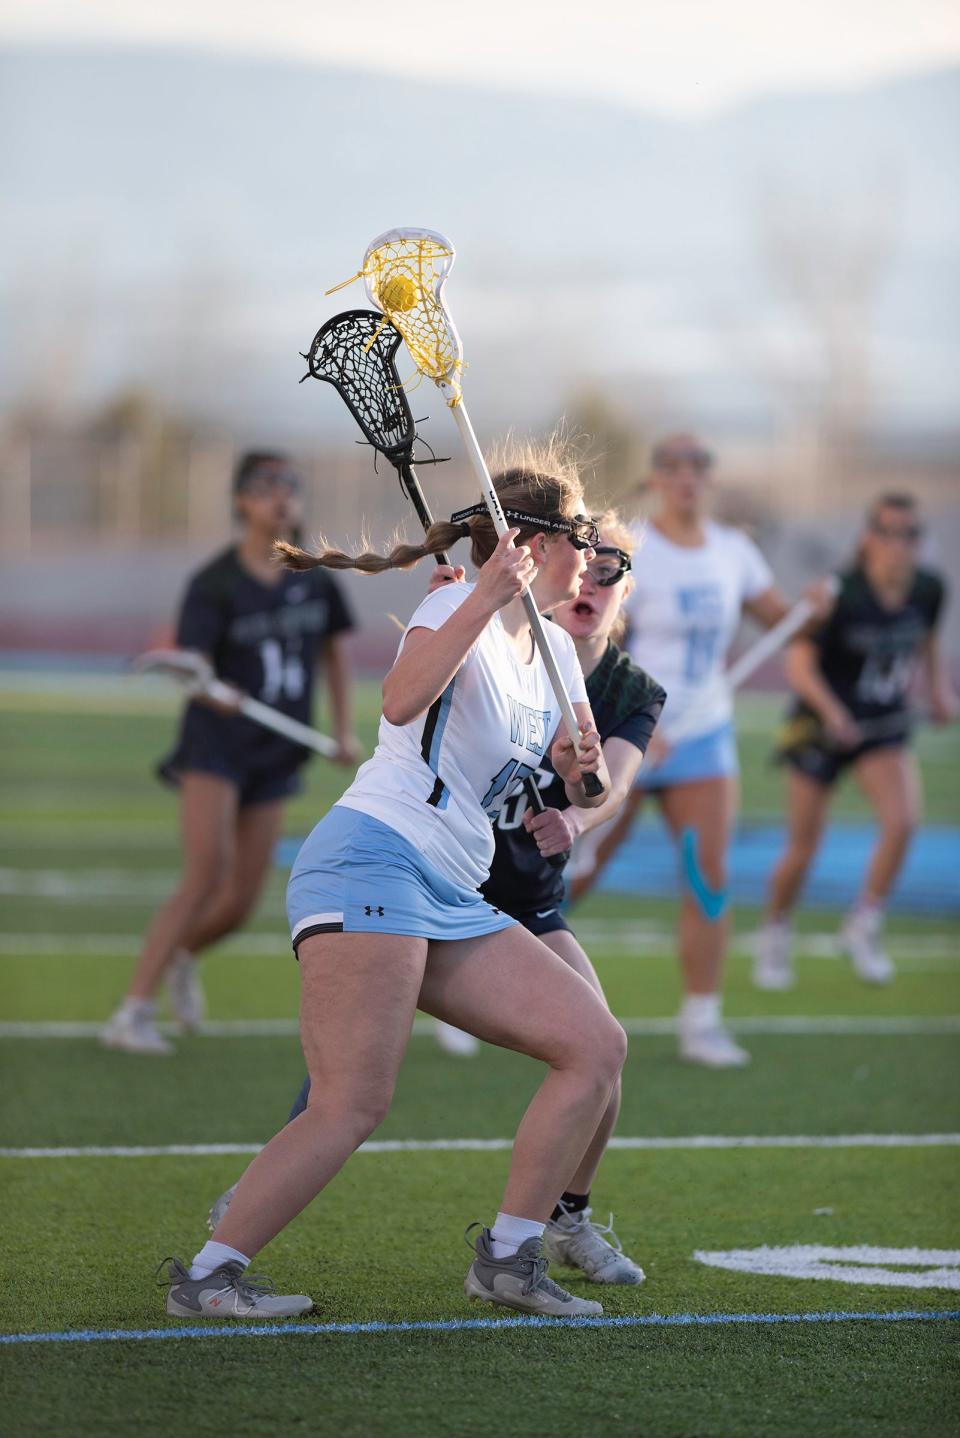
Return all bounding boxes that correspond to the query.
[870,521,923,542]
[586,546,632,586]
[234,468,302,497]
[651,446,714,474]
[450,504,600,551]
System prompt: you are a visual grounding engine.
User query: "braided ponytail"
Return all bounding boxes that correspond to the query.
[275,520,468,574]
[276,431,587,576]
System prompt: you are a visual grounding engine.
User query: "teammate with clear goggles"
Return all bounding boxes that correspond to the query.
[569,435,831,1068]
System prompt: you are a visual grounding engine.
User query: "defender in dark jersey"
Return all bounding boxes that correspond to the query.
[215,513,666,1287]
[484,631,664,933]
[755,493,956,989]
[101,452,360,1055]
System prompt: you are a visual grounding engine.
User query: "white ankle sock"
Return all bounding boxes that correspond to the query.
[489,1212,545,1259]
[189,1240,250,1279]
[681,994,721,1030]
[120,996,154,1018]
[851,897,884,926]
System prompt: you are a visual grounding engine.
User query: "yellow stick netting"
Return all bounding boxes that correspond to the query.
[326,228,464,404]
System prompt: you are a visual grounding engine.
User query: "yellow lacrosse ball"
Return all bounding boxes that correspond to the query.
[378,273,418,313]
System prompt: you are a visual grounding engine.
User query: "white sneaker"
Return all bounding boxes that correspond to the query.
[166,949,206,1032]
[435,1021,479,1057]
[544,1206,645,1285]
[678,1024,750,1068]
[753,920,795,991]
[100,1002,173,1055]
[841,909,895,985]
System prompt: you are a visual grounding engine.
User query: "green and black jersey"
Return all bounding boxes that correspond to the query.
[796,565,945,725]
[482,641,666,915]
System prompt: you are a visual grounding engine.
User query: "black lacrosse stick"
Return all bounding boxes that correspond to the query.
[300,308,568,867]
[300,309,449,558]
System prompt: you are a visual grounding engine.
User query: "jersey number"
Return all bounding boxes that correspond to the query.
[481,760,540,815]
[856,653,914,707]
[258,639,305,704]
[683,628,721,683]
[494,766,556,830]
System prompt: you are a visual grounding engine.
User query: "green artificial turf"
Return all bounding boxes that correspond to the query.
[0,682,957,1437]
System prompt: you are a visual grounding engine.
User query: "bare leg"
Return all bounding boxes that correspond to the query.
[537,929,620,1195]
[183,799,286,953]
[213,932,427,1256]
[214,924,624,1257]
[765,770,833,919]
[658,776,738,997]
[853,746,922,903]
[126,774,237,1001]
[567,789,645,906]
[418,926,626,1221]
[281,931,620,1195]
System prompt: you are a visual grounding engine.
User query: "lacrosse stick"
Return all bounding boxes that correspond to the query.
[656,580,840,754]
[777,706,927,755]
[300,308,569,865]
[328,227,603,798]
[135,649,339,759]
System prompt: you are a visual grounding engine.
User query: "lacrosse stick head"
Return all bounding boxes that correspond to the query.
[361,228,464,403]
[301,310,417,462]
[134,649,213,697]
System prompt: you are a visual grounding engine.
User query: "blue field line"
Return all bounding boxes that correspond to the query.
[2,1310,957,1346]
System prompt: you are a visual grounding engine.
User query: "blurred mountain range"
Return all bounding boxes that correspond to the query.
[1,45,958,438]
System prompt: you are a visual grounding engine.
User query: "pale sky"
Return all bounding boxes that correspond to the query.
[2,0,959,114]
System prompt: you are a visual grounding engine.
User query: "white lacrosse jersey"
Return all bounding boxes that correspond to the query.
[337,583,588,891]
[624,521,773,741]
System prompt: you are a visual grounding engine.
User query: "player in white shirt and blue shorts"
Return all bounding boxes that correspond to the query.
[570,435,798,1068]
[158,447,631,1323]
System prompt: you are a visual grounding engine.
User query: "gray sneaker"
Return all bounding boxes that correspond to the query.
[463,1226,602,1317]
[159,1257,313,1319]
[545,1206,645,1285]
[207,1182,238,1233]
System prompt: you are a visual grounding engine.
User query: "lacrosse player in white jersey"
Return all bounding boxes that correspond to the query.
[570,434,816,1068]
[157,443,634,1324]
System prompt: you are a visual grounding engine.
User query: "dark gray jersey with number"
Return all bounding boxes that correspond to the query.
[164,546,353,777]
[796,565,944,723]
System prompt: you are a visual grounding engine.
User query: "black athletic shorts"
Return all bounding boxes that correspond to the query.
[157,750,303,808]
[509,904,572,938]
[784,734,906,788]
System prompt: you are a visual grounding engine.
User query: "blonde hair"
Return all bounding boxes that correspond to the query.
[277,433,585,575]
[595,507,635,556]
[594,507,635,646]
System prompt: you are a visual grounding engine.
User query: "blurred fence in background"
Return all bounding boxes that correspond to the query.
[2,399,958,674]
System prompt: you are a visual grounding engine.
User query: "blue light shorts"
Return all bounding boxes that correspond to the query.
[286,805,516,952]
[635,720,738,791]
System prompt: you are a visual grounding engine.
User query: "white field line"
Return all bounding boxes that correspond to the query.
[0,869,288,902]
[2,1016,959,1040]
[0,928,957,963]
[2,1134,958,1160]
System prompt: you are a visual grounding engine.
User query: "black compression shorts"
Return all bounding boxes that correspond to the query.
[784,734,907,788]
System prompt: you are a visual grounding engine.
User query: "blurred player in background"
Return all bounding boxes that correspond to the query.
[210,512,666,1289]
[755,493,956,990]
[101,451,359,1055]
[570,435,824,1067]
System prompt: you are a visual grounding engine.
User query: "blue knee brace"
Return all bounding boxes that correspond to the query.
[680,827,728,921]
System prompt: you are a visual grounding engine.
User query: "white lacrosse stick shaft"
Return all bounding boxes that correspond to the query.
[137,650,339,759]
[445,396,599,793]
[726,580,837,690]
